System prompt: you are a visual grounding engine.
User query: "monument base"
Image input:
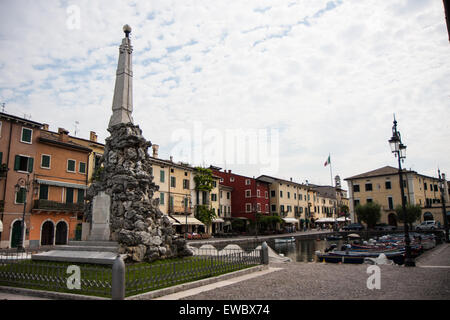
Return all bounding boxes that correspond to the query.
[31,241,120,265]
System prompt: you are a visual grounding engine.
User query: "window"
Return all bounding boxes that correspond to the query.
[184,172,188,176]
[79,162,86,174]
[434,184,438,192]
[365,183,372,191]
[287,205,292,212]
[246,203,252,212]
[245,190,251,198]
[170,168,174,173]
[211,194,217,201]
[41,155,51,169]
[220,178,224,183]
[271,204,276,212]
[227,192,230,199]
[265,191,268,199]
[280,191,283,198]
[388,197,394,210]
[354,199,360,207]
[170,176,176,188]
[20,127,33,144]
[160,192,165,205]
[160,170,165,183]
[14,155,34,173]
[299,207,303,213]
[265,204,269,213]
[66,188,74,204]
[294,193,296,200]
[271,190,275,197]
[385,181,391,190]
[257,190,260,197]
[366,198,373,203]
[287,192,290,199]
[280,205,285,213]
[67,159,76,173]
[15,187,26,204]
[299,194,303,201]
[257,203,261,212]
[353,185,360,192]
[39,185,49,200]
[77,189,85,203]
[230,177,235,182]
[245,179,251,185]
[212,181,217,188]
[424,183,427,191]
[183,179,189,189]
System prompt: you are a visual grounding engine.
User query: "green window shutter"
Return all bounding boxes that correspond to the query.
[66,188,74,204]
[16,188,26,203]
[160,192,164,205]
[0,151,3,164]
[21,128,32,143]
[41,155,50,168]
[14,155,21,171]
[77,189,85,203]
[39,185,49,200]
[160,170,165,183]
[27,157,34,173]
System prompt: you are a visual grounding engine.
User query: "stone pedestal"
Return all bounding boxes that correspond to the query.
[88,192,111,241]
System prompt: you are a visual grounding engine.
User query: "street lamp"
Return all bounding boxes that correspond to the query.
[14,174,32,252]
[388,116,415,267]
[438,170,449,243]
[183,196,192,240]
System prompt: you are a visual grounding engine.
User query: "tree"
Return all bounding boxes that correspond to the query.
[395,203,421,228]
[258,215,283,231]
[338,204,350,217]
[193,167,215,233]
[355,202,381,229]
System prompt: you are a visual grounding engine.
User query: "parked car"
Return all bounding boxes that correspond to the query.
[415,220,440,231]
[342,223,364,231]
[374,223,397,231]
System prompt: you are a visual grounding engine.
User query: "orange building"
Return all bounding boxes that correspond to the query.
[0,112,92,248]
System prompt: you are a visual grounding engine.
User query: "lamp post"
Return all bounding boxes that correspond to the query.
[183,196,191,240]
[14,174,32,252]
[388,116,415,267]
[438,170,449,243]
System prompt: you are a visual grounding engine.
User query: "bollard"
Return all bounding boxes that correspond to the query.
[111,255,125,300]
[261,242,269,265]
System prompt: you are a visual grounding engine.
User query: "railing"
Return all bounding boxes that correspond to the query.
[0,244,268,299]
[33,200,84,212]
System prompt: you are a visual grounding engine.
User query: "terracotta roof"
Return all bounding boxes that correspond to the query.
[344,166,412,180]
[39,131,92,152]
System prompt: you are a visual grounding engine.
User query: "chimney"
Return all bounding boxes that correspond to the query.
[42,123,49,131]
[152,144,159,158]
[170,155,173,162]
[90,131,98,142]
[58,128,69,142]
[228,170,232,173]
[290,177,293,182]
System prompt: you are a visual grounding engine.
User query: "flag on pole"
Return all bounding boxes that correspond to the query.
[324,155,331,167]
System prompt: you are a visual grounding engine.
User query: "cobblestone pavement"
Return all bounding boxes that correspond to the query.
[180,243,450,300]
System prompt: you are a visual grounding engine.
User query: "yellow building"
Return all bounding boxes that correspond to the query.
[345,166,450,227]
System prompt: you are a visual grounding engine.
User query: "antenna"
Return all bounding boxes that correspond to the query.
[74,121,80,136]
[1,103,5,113]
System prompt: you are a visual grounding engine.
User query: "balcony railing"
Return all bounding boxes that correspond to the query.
[33,199,84,212]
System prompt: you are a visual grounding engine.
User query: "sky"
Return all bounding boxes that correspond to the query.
[0,0,449,190]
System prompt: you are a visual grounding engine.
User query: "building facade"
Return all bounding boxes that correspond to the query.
[345,166,450,227]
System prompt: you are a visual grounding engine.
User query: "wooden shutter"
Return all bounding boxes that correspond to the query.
[14,155,21,171]
[66,188,74,204]
[39,185,49,200]
[27,157,34,173]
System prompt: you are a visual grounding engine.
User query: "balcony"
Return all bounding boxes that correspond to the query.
[0,164,8,178]
[33,199,84,212]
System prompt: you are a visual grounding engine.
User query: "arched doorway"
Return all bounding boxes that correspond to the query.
[41,220,54,246]
[10,220,23,248]
[423,212,434,221]
[388,213,397,227]
[55,221,68,245]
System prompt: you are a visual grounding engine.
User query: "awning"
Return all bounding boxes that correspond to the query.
[224,221,232,226]
[36,179,88,190]
[212,218,224,223]
[336,217,351,222]
[0,219,3,232]
[166,215,180,225]
[315,218,336,223]
[282,217,299,224]
[171,215,205,226]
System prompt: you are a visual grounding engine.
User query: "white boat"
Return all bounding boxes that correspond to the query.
[274,237,295,243]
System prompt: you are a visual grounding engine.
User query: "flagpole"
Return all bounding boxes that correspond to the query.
[329,153,333,187]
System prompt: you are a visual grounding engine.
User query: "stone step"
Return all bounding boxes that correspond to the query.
[56,245,118,253]
[68,240,119,248]
[32,250,118,265]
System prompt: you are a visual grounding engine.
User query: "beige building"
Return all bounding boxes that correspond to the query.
[345,166,450,227]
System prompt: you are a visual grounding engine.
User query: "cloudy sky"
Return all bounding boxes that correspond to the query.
[0,0,449,188]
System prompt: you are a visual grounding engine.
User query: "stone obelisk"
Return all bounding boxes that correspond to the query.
[109,24,134,128]
[85,25,192,262]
